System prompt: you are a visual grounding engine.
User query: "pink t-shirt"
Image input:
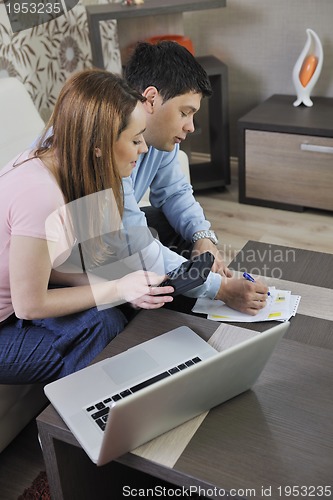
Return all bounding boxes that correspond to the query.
[0,151,65,322]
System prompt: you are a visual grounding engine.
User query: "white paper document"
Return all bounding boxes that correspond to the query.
[192,288,301,323]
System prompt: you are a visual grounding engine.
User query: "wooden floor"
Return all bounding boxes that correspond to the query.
[0,162,332,499]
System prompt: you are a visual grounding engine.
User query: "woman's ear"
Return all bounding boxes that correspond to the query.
[95,147,102,158]
[142,86,158,113]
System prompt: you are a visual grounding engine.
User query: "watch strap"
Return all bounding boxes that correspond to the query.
[192,230,218,245]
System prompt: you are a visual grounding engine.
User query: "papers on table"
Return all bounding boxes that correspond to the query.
[192,287,301,323]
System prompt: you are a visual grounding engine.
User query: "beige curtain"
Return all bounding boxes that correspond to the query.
[0,0,121,121]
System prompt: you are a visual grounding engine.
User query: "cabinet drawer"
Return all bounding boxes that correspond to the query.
[245,130,333,210]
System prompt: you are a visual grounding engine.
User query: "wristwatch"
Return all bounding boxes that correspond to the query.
[192,230,219,245]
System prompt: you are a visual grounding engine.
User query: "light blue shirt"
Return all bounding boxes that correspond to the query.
[122,145,221,299]
[37,131,221,299]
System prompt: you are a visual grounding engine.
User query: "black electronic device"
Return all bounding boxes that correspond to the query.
[159,251,215,296]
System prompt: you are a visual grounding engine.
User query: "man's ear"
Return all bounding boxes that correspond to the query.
[95,147,102,158]
[142,86,158,113]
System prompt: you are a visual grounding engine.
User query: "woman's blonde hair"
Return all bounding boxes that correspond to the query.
[36,68,145,214]
[33,69,146,267]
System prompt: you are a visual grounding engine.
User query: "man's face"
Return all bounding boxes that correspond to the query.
[143,90,202,152]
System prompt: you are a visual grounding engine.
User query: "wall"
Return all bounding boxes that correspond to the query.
[183,0,333,156]
[1,0,332,157]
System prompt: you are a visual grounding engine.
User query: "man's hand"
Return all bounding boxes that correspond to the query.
[191,239,232,277]
[215,275,269,315]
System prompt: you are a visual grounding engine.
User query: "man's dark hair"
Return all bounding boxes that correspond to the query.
[124,41,212,102]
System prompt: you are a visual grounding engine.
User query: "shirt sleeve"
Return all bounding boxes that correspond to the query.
[122,176,185,273]
[9,181,63,241]
[148,146,211,241]
[122,176,221,299]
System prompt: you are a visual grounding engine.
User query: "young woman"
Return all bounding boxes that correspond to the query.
[0,69,173,384]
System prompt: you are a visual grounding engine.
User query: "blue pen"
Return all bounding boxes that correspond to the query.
[243,272,255,282]
[243,272,270,295]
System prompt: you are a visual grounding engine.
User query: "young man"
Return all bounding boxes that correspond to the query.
[121,41,269,315]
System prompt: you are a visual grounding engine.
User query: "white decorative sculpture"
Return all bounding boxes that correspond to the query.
[292,28,323,107]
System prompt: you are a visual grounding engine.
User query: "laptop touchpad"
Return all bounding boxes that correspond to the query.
[103,348,159,385]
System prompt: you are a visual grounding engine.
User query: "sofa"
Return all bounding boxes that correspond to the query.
[0,77,47,452]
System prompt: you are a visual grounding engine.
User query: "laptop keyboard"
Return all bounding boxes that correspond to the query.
[85,356,202,432]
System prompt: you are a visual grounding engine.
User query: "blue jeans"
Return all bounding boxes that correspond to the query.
[0,306,127,384]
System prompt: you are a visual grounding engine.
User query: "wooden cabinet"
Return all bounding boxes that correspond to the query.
[238,94,333,211]
[186,56,230,190]
[86,0,226,69]
[85,0,230,191]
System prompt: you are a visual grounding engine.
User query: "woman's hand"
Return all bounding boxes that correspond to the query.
[116,271,174,309]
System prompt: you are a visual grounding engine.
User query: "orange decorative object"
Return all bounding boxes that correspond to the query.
[145,34,194,55]
[299,55,318,87]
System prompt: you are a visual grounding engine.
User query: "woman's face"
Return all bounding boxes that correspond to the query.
[114,101,148,178]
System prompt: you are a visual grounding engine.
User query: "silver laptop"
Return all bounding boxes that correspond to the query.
[44,322,289,466]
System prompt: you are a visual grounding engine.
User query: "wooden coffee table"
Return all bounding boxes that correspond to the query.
[37,241,333,499]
